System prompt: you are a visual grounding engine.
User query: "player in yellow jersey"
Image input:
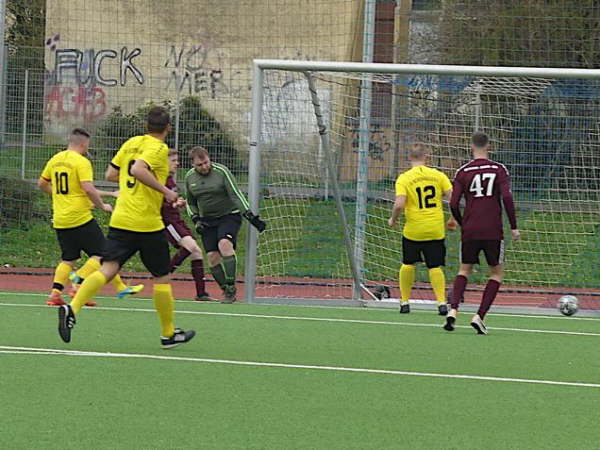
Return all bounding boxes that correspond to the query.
[38,128,143,307]
[58,107,196,349]
[388,143,456,315]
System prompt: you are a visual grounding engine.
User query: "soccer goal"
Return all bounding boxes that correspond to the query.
[244,60,600,308]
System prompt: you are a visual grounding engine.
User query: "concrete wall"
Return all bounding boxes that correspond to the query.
[43,0,363,143]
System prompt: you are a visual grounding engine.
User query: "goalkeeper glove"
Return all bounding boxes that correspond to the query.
[242,210,267,233]
[191,215,209,234]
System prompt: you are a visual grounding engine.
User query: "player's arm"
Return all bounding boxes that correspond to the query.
[440,173,457,230]
[449,178,464,225]
[105,163,119,182]
[184,174,209,234]
[220,165,266,233]
[80,181,112,212]
[96,189,119,199]
[130,159,178,203]
[388,195,406,227]
[37,177,52,194]
[498,168,520,240]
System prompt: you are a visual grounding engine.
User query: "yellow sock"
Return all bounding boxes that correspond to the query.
[76,258,101,280]
[71,271,107,314]
[429,267,446,304]
[399,264,415,304]
[111,274,127,293]
[52,262,72,292]
[153,284,175,338]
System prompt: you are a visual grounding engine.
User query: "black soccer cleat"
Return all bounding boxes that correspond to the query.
[438,304,448,316]
[221,285,237,304]
[58,304,76,343]
[470,315,488,335]
[399,303,410,314]
[161,328,196,349]
[443,316,456,332]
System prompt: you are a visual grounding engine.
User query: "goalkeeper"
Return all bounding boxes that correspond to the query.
[184,146,266,303]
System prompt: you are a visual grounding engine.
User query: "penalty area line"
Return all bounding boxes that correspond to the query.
[1,345,599,389]
[1,301,600,337]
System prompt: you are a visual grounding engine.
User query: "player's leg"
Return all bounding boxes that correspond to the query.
[444,240,479,331]
[139,231,195,348]
[471,240,505,335]
[48,227,81,305]
[399,237,422,314]
[216,214,242,303]
[178,235,214,301]
[201,223,227,296]
[423,239,447,315]
[165,223,192,272]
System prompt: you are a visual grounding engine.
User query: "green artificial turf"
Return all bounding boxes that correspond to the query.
[1,292,599,449]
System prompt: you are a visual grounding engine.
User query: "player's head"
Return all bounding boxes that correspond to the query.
[471,131,490,156]
[168,148,179,174]
[68,128,91,155]
[146,106,171,138]
[189,146,211,175]
[408,143,428,165]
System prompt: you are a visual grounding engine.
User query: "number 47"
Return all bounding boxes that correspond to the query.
[469,173,496,197]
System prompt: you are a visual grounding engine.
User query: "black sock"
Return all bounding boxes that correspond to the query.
[211,264,227,289]
[222,255,237,285]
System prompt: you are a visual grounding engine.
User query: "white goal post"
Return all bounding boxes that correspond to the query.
[244,60,600,306]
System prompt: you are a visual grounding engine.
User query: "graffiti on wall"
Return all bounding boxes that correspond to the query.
[44,34,145,124]
[349,124,393,162]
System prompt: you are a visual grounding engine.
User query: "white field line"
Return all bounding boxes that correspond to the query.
[1,290,599,322]
[1,301,600,337]
[1,345,599,389]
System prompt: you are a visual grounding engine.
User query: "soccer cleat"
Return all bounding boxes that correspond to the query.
[58,304,76,343]
[221,285,237,304]
[438,304,448,316]
[116,284,145,300]
[67,284,80,298]
[161,328,196,349]
[399,303,410,314]
[84,300,97,307]
[46,291,66,306]
[69,271,83,285]
[470,314,488,335]
[443,316,456,331]
[195,293,217,302]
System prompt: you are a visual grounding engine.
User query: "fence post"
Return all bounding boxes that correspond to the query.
[21,69,29,180]
[0,0,7,147]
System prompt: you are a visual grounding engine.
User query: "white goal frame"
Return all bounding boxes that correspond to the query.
[244,59,600,305]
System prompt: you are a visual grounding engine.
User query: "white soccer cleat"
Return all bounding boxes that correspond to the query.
[470,314,488,335]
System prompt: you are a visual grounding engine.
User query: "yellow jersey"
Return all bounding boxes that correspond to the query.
[395,165,452,241]
[109,135,169,232]
[40,150,94,229]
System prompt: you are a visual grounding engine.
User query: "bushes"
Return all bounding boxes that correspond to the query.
[96,97,241,173]
[0,178,40,230]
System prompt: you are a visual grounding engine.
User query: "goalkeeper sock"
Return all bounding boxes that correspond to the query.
[222,255,237,285]
[191,259,206,296]
[52,262,72,293]
[399,264,415,304]
[75,257,101,283]
[170,247,191,273]
[450,275,468,310]
[211,264,227,289]
[428,267,446,304]
[153,284,175,338]
[71,271,107,314]
[478,279,501,319]
[111,274,128,293]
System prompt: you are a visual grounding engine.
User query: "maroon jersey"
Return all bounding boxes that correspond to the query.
[450,158,517,241]
[161,175,183,225]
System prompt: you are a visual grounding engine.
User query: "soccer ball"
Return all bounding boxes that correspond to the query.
[558,295,579,316]
[372,285,391,300]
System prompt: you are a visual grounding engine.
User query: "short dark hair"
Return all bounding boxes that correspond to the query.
[71,128,90,139]
[147,106,170,133]
[409,143,427,161]
[189,146,209,161]
[472,131,489,148]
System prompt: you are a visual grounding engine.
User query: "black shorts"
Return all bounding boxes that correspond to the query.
[199,213,242,253]
[104,227,171,277]
[402,236,446,268]
[55,219,106,261]
[461,240,504,266]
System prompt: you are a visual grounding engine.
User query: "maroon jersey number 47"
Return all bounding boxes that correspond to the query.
[450,158,517,241]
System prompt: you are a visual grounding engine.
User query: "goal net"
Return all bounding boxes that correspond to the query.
[245,61,600,309]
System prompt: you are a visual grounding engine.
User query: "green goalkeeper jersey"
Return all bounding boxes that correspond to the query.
[184,162,249,219]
